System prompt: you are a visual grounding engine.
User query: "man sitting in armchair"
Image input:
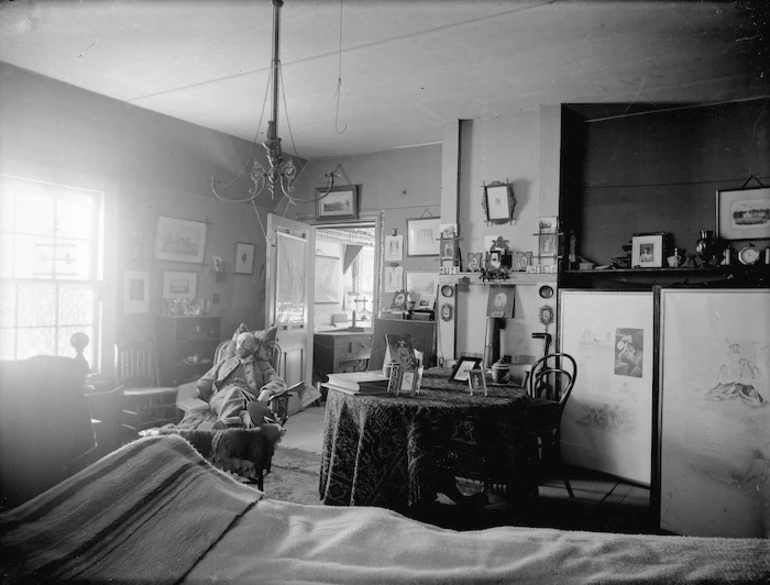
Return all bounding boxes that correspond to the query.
[197,331,287,429]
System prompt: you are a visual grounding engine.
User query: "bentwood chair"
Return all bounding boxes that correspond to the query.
[527,352,577,498]
[117,340,179,442]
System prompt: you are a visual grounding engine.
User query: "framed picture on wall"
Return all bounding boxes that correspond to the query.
[123,271,149,313]
[316,185,360,221]
[384,234,404,262]
[162,271,197,299]
[155,216,207,264]
[234,242,256,274]
[406,217,440,256]
[483,182,515,223]
[716,187,770,240]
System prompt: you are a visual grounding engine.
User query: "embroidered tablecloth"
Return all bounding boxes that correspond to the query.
[319,369,537,518]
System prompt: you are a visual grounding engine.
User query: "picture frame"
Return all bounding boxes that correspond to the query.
[631,234,664,268]
[123,271,149,313]
[316,184,360,221]
[383,265,403,293]
[467,368,488,396]
[466,252,483,272]
[406,217,440,256]
[658,288,770,537]
[559,290,653,486]
[154,216,207,264]
[439,235,459,267]
[450,356,482,382]
[384,234,404,262]
[538,233,558,258]
[387,362,404,394]
[716,187,770,240]
[399,369,418,395]
[405,271,437,308]
[538,216,559,233]
[486,286,515,319]
[389,289,408,310]
[515,250,533,272]
[482,182,515,223]
[162,270,197,299]
[234,242,256,274]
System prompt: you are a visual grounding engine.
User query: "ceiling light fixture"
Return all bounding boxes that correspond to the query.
[211,0,335,204]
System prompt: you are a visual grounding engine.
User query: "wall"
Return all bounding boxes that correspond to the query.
[295,144,443,312]
[292,112,559,364]
[565,99,770,266]
[454,110,560,363]
[0,63,283,373]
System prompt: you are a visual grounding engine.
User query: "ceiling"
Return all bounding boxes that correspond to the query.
[0,1,766,160]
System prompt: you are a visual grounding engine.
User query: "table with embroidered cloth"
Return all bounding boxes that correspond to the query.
[319,368,538,519]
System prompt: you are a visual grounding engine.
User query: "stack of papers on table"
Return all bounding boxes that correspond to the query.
[325,372,390,395]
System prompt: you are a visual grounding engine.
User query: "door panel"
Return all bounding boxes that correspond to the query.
[266,214,315,391]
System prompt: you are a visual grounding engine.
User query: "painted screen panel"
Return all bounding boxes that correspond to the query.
[660,288,770,538]
[559,290,653,485]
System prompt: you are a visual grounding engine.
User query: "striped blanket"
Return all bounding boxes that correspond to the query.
[0,436,261,585]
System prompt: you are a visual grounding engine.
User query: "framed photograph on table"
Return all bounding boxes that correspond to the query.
[123,271,149,313]
[450,357,482,382]
[234,242,256,274]
[316,185,360,221]
[467,368,488,396]
[631,234,664,268]
[716,187,770,240]
[162,271,197,299]
[407,217,440,256]
[155,216,207,263]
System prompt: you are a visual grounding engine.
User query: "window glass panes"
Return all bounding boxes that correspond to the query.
[0,329,15,361]
[0,234,13,277]
[59,282,94,325]
[18,326,56,358]
[0,281,16,327]
[18,279,57,328]
[57,195,93,238]
[16,193,54,236]
[55,238,90,279]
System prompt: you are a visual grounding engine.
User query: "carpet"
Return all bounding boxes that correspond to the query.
[264,446,323,505]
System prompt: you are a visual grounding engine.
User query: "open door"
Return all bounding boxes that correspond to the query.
[265,213,315,399]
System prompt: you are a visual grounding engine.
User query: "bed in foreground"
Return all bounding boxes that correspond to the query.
[1,436,768,585]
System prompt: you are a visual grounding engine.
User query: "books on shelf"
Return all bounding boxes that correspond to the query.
[325,371,390,394]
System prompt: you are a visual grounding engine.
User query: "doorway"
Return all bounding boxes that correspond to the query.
[313,220,379,332]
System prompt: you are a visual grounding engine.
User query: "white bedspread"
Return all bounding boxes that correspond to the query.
[2,435,768,585]
[190,499,770,584]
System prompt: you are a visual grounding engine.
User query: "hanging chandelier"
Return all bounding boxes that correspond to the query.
[212,0,335,203]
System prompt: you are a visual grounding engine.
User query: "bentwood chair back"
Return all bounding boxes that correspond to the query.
[527,352,577,498]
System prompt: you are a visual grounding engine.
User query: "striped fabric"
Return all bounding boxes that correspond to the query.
[0,436,261,584]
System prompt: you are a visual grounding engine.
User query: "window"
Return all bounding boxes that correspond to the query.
[0,175,102,366]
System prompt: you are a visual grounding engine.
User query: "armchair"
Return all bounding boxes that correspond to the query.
[176,339,292,428]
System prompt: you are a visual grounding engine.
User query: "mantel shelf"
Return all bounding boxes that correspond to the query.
[439,271,557,285]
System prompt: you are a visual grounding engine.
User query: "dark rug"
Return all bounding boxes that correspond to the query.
[263,447,323,506]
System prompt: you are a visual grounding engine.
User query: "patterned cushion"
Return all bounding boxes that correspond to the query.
[219,323,277,365]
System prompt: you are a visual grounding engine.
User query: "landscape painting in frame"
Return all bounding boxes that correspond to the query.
[559,290,653,485]
[659,288,770,538]
[155,216,207,263]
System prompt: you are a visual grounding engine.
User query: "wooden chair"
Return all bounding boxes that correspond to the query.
[527,352,577,498]
[117,340,179,442]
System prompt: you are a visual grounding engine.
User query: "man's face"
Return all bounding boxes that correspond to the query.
[236,333,256,358]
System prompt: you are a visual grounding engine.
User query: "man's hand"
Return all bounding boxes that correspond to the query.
[257,389,273,405]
